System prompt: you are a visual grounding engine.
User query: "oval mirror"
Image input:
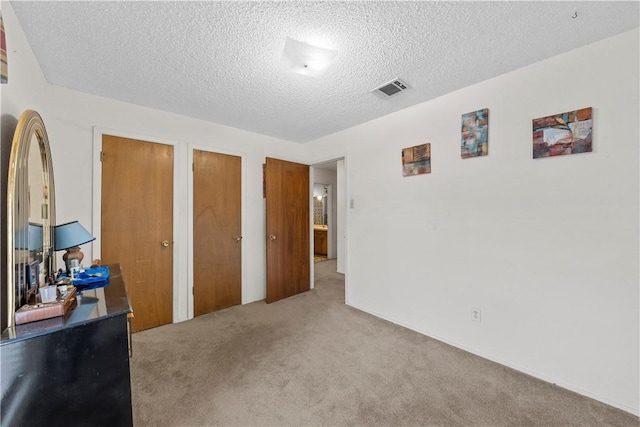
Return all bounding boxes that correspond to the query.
[6,110,56,328]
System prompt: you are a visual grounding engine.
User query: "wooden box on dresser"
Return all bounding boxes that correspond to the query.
[1,264,133,427]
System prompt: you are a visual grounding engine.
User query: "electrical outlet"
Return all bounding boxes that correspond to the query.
[472,307,482,322]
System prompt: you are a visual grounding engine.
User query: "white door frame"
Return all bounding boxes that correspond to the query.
[187,144,247,320]
[309,153,349,303]
[91,127,186,322]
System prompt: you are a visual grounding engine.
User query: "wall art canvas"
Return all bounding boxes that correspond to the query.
[461,108,488,158]
[532,107,592,159]
[402,143,431,176]
[1,14,7,84]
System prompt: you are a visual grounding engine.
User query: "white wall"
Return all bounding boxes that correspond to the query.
[1,1,305,323]
[0,2,50,119]
[304,28,639,415]
[336,159,346,274]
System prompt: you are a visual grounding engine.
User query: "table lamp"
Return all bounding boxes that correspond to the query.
[54,221,95,274]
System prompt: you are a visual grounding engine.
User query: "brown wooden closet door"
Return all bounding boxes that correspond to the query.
[193,150,241,316]
[101,135,173,332]
[265,157,310,303]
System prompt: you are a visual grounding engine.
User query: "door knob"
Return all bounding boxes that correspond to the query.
[161,240,170,247]
[233,236,242,243]
[269,234,277,241]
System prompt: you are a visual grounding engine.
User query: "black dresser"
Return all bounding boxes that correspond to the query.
[1,264,133,427]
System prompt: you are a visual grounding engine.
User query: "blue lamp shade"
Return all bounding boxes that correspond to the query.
[54,221,95,251]
[12,223,44,250]
[28,223,44,251]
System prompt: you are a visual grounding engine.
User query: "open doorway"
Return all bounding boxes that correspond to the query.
[312,183,331,262]
[311,158,346,299]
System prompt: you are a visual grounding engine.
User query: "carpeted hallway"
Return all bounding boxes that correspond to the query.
[130,260,638,426]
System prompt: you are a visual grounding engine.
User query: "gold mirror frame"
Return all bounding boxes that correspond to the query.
[6,110,56,328]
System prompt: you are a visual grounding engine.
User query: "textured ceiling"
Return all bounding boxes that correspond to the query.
[10,1,639,143]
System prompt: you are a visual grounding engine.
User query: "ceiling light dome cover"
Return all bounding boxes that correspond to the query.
[280,37,338,78]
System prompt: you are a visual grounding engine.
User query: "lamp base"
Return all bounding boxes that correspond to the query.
[63,247,84,275]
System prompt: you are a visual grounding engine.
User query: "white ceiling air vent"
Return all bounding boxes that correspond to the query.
[371,78,409,99]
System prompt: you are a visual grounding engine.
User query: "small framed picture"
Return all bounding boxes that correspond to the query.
[532,107,592,159]
[402,143,431,176]
[24,261,40,305]
[26,260,40,290]
[461,108,489,158]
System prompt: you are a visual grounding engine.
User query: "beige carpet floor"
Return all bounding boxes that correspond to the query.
[130,260,638,426]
